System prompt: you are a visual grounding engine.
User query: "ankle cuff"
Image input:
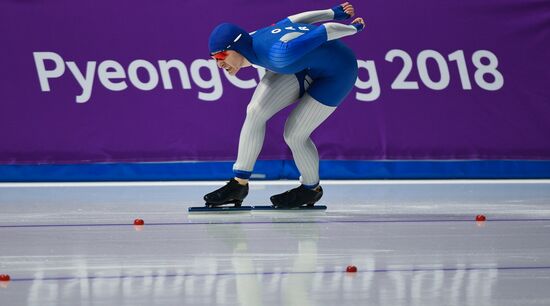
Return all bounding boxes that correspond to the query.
[234,170,252,179]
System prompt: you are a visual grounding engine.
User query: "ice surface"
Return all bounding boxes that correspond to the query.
[1,180,550,306]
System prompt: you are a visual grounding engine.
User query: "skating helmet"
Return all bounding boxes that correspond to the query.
[208,23,255,62]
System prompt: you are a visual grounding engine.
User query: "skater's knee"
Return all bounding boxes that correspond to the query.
[246,104,269,121]
[284,127,307,147]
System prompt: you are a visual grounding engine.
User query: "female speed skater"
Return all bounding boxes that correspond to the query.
[204,2,365,209]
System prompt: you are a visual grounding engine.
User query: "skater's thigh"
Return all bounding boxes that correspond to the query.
[284,93,337,137]
[306,74,355,107]
[247,71,301,114]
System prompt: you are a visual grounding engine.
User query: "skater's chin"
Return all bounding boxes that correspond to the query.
[227,67,240,75]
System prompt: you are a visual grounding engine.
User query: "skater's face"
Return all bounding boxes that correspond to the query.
[211,50,245,76]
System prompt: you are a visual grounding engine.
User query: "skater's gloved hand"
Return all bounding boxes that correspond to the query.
[351,17,365,31]
[332,2,355,20]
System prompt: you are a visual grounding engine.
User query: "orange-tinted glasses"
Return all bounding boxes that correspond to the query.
[212,51,229,61]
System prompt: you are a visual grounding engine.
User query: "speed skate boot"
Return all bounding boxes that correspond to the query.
[270,185,323,209]
[204,178,249,207]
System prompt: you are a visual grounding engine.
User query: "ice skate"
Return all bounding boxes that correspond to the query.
[204,178,249,207]
[270,185,323,209]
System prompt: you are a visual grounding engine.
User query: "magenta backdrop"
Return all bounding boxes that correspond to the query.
[1,0,549,164]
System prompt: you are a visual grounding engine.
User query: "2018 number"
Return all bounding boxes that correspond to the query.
[385,49,504,91]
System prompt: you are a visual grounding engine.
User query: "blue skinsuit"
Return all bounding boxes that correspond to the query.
[245,19,359,107]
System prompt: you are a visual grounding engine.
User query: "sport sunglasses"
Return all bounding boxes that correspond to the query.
[211,51,229,61]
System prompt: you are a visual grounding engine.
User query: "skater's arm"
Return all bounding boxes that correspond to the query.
[278,2,355,25]
[268,18,365,68]
[323,19,365,40]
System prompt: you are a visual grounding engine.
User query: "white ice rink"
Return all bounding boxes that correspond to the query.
[1,180,550,306]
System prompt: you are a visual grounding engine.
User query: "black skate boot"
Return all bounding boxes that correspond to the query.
[270,185,323,209]
[204,178,249,207]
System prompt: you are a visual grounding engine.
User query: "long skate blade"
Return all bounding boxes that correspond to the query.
[252,205,327,211]
[188,206,253,213]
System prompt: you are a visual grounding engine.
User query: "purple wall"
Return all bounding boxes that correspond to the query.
[1,0,549,164]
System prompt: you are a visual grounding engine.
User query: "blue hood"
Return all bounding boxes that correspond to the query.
[208,23,258,64]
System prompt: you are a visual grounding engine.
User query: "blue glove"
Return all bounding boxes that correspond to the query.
[351,21,364,31]
[331,4,351,20]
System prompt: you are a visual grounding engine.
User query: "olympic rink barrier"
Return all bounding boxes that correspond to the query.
[2,161,550,182]
[1,0,549,180]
